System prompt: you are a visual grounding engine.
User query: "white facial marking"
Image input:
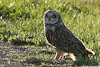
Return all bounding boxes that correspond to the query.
[45,26,55,34]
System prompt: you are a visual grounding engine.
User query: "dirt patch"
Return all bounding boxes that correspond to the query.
[0,42,36,67]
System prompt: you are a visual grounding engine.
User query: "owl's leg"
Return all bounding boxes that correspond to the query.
[69,53,77,61]
[54,48,65,62]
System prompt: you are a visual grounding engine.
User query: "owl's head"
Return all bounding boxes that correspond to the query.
[44,10,63,25]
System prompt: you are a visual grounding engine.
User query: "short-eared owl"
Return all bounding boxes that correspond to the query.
[43,10,95,62]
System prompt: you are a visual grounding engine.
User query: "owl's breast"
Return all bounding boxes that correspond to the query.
[45,27,57,46]
[45,26,72,48]
[45,26,63,47]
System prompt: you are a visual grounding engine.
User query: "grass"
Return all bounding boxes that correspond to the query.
[0,0,100,66]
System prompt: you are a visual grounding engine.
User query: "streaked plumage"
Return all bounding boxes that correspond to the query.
[43,10,95,62]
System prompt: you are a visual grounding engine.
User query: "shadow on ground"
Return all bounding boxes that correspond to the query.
[24,57,54,66]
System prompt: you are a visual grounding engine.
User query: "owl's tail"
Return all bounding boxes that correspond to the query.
[86,48,95,55]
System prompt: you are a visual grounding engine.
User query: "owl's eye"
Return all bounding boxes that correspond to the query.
[51,15,56,18]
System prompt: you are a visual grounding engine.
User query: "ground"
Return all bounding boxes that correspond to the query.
[0,42,34,67]
[0,42,99,67]
[0,42,70,67]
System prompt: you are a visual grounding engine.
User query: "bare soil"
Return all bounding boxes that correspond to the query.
[0,42,36,67]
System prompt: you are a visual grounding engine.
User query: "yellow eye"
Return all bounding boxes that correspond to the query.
[51,15,56,18]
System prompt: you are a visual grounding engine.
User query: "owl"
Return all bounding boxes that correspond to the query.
[43,10,95,62]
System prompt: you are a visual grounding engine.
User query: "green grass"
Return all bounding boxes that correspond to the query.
[0,0,100,66]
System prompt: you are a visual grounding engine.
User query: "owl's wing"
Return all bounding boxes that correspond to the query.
[53,25,87,55]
